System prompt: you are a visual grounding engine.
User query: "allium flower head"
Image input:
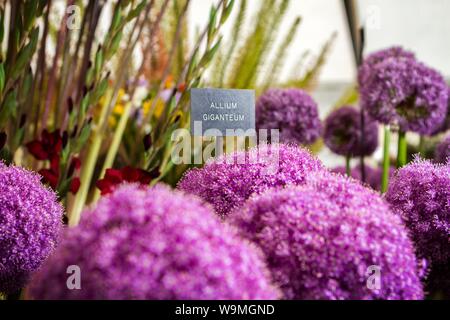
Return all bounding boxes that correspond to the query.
[385,159,449,268]
[256,88,322,145]
[358,46,416,87]
[230,171,424,300]
[435,134,450,164]
[29,184,279,300]
[0,163,63,294]
[359,55,448,135]
[324,106,378,157]
[177,143,324,218]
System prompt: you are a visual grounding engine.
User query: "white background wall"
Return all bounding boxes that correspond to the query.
[189,0,450,84]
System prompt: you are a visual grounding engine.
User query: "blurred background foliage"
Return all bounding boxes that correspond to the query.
[0,0,333,224]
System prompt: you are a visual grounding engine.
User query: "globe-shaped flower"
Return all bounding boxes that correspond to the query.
[358,46,416,88]
[359,56,448,135]
[29,184,279,300]
[230,172,424,300]
[256,88,322,145]
[324,106,378,157]
[177,143,324,218]
[385,159,449,293]
[0,163,63,294]
[435,134,450,163]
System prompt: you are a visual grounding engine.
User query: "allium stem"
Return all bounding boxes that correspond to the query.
[397,130,407,168]
[381,126,391,193]
[346,155,351,176]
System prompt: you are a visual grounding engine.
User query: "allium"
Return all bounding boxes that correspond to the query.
[256,89,322,145]
[230,171,424,300]
[359,55,448,135]
[435,134,450,163]
[358,46,416,88]
[177,143,324,218]
[0,163,63,294]
[332,164,394,191]
[324,106,378,157]
[29,184,279,300]
[385,159,449,293]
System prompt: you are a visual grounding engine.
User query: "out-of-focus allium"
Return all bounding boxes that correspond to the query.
[256,89,322,145]
[358,46,415,88]
[0,163,63,294]
[177,144,324,218]
[332,164,395,191]
[29,184,280,300]
[230,172,424,300]
[324,106,378,157]
[435,135,450,163]
[385,159,449,293]
[359,55,448,135]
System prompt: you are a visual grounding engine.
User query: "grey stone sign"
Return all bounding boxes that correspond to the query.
[190,88,255,136]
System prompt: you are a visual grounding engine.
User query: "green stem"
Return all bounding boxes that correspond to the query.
[381,126,391,193]
[418,135,425,156]
[397,130,407,168]
[92,101,133,202]
[345,155,351,177]
[69,90,112,226]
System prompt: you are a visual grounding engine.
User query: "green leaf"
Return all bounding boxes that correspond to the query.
[106,31,123,59]
[0,90,17,127]
[127,0,147,22]
[10,26,39,81]
[94,48,104,78]
[24,0,38,32]
[207,6,217,45]
[199,37,222,69]
[74,123,91,153]
[90,77,108,105]
[0,8,4,43]
[0,63,5,96]
[110,5,122,32]
[220,0,235,24]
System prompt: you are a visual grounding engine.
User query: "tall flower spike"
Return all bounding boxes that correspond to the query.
[0,163,63,294]
[230,171,424,300]
[29,184,280,300]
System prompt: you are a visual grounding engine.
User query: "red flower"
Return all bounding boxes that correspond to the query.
[38,168,59,190]
[26,130,62,160]
[96,166,158,195]
[70,177,81,194]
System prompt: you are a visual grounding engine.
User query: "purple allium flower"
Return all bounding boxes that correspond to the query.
[359,54,448,135]
[256,89,322,145]
[0,163,63,294]
[332,164,395,191]
[324,106,378,157]
[435,135,450,164]
[29,184,280,300]
[177,143,324,218]
[385,159,449,293]
[230,171,424,300]
[358,46,416,88]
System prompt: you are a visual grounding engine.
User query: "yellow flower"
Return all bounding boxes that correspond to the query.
[142,99,165,119]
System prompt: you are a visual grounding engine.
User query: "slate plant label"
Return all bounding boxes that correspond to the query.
[190,88,255,136]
